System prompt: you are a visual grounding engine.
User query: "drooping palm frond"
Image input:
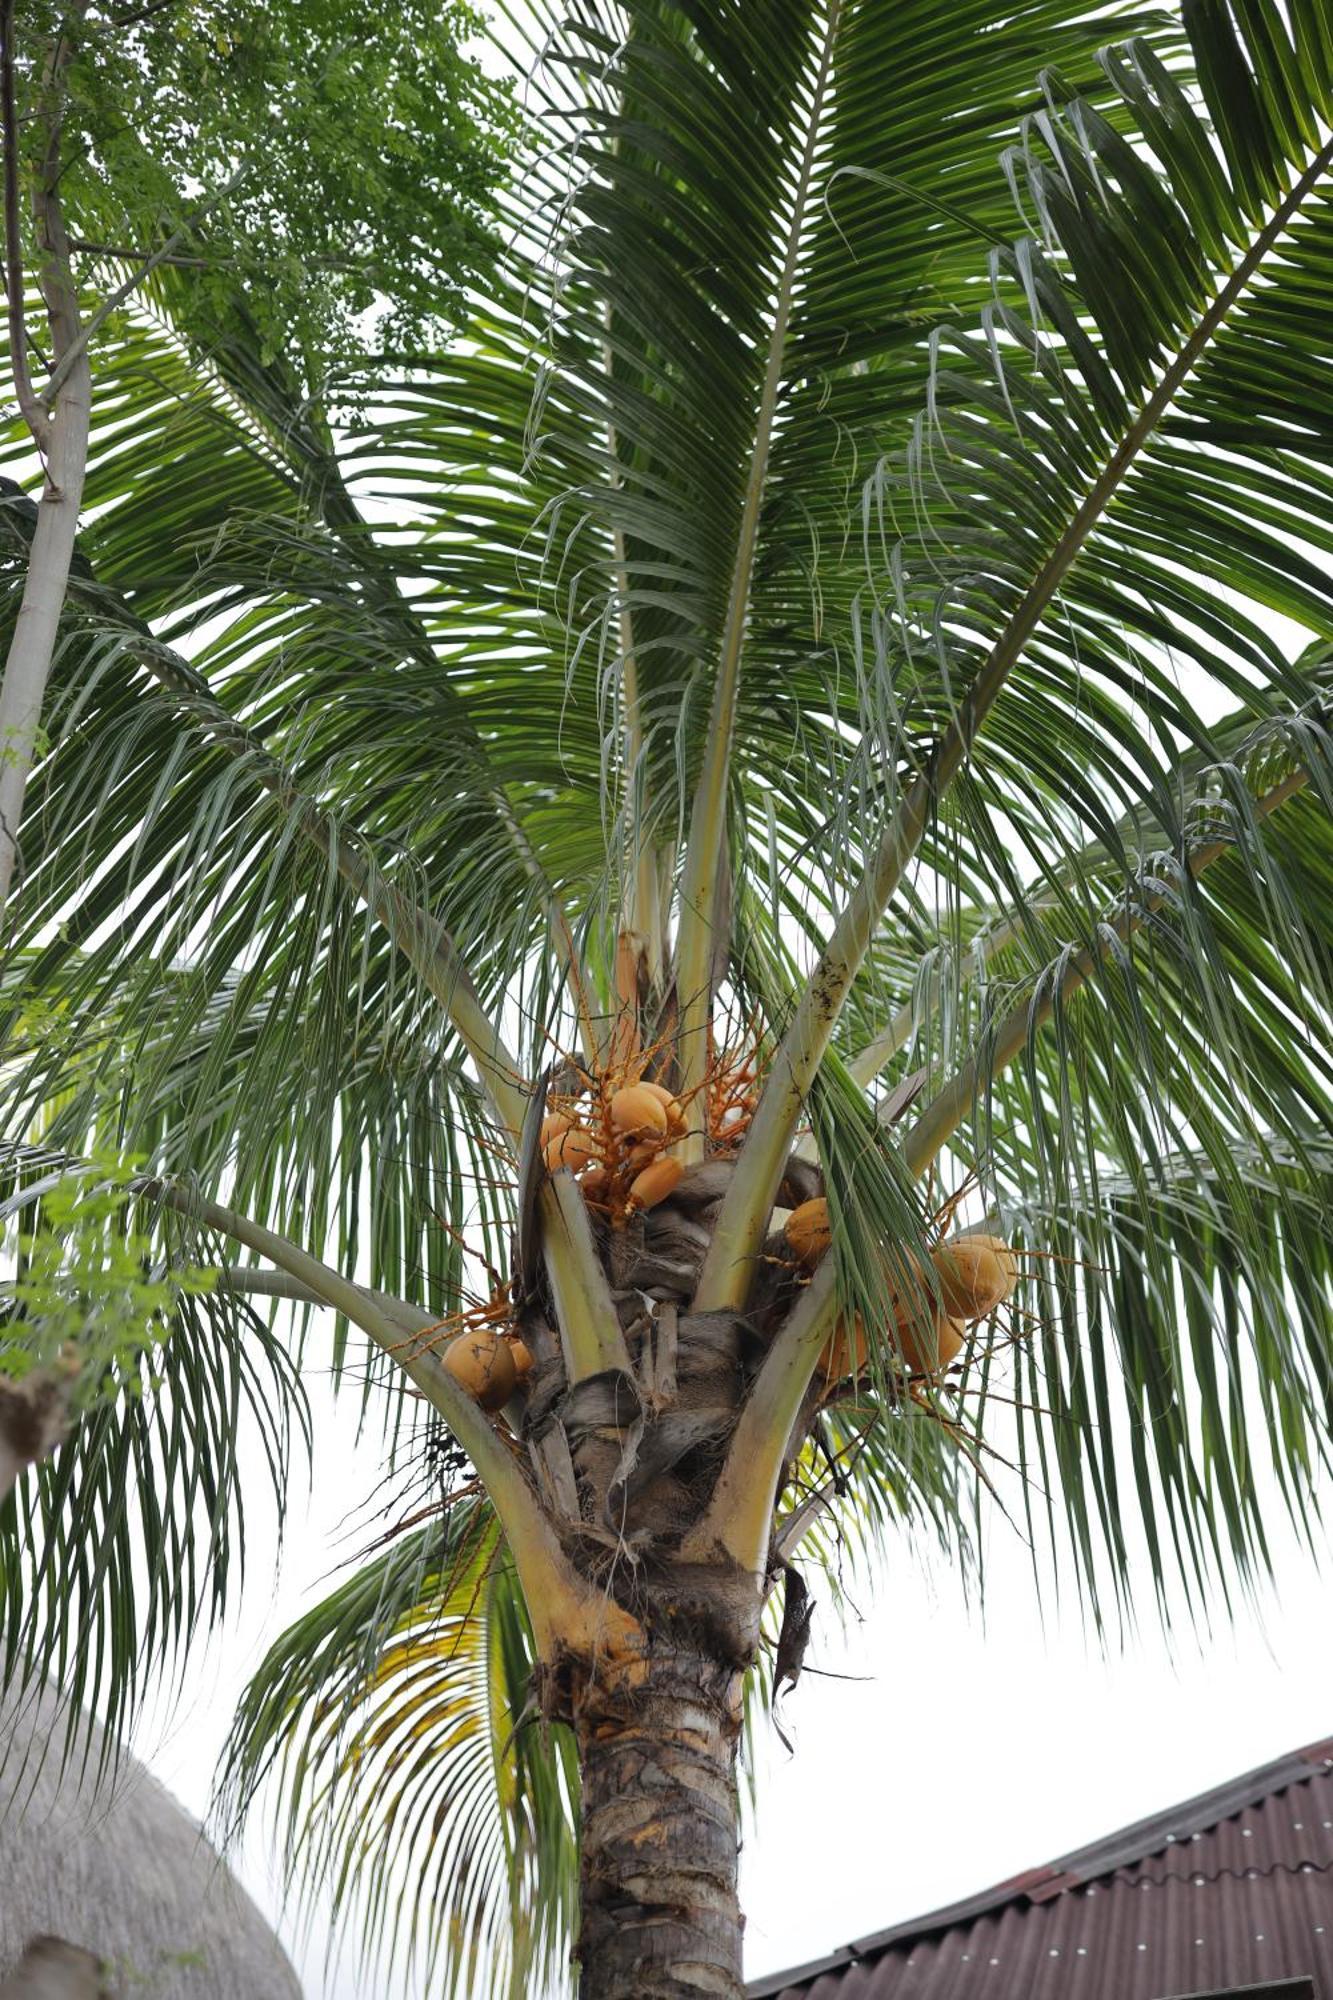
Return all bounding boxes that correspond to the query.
[887,699,1333,1629]
[220,1495,578,2000]
[0,1154,309,1757]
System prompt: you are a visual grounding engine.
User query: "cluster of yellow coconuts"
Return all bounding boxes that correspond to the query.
[438,1083,692,1417]
[782,1197,1018,1383]
[541,1079,688,1216]
[437,1083,703,1418]
[438,1098,1019,1414]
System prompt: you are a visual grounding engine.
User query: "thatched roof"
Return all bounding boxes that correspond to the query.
[0,1682,304,1999]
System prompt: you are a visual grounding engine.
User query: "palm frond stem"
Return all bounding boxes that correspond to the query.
[719,755,1320,1580]
[674,0,843,1148]
[0,0,43,440]
[544,1171,633,1379]
[679,1258,838,1583]
[848,911,1027,1091]
[145,1179,597,1655]
[211,1266,418,1317]
[601,255,665,992]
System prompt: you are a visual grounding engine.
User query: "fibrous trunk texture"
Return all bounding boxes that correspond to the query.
[575,1645,745,2000]
[515,1146,826,1991]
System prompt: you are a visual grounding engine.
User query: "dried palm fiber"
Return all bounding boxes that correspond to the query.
[0,1681,302,1998]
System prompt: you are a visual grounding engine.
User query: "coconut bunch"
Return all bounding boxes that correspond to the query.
[411,1283,534,1416]
[537,1023,771,1219]
[541,1071,688,1221]
[782,1197,1020,1390]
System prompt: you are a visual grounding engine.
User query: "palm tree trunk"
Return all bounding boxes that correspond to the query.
[575,1644,745,2000]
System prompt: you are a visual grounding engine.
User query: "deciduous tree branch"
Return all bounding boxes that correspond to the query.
[0,2,91,912]
[36,164,249,407]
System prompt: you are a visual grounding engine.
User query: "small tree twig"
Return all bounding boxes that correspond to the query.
[38,163,250,406]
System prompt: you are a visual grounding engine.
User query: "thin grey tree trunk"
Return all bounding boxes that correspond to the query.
[0,20,92,1502]
[0,23,91,915]
[0,348,89,912]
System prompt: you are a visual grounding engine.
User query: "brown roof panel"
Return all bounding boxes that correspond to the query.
[750,1741,1333,2000]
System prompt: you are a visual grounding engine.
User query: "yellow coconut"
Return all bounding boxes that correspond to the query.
[543,1125,598,1174]
[819,1311,964,1383]
[784,1196,831,1267]
[885,1249,933,1319]
[881,1252,949,1375]
[507,1335,534,1384]
[443,1329,517,1413]
[818,1312,869,1383]
[628,1155,684,1211]
[898,1310,966,1377]
[540,1109,573,1148]
[609,1083,669,1140]
[639,1080,685,1131]
[932,1233,1019,1320]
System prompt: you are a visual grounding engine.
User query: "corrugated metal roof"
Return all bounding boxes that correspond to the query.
[749,1739,1333,2000]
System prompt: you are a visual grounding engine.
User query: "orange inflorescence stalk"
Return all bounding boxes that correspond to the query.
[391,1281,514,1367]
[705,1018,764,1154]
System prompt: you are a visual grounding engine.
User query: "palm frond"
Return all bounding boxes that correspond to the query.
[0,1163,308,1753]
[898,702,1333,1625]
[220,1498,578,2000]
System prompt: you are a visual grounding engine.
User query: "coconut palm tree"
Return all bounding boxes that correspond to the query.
[3,2,1333,1996]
